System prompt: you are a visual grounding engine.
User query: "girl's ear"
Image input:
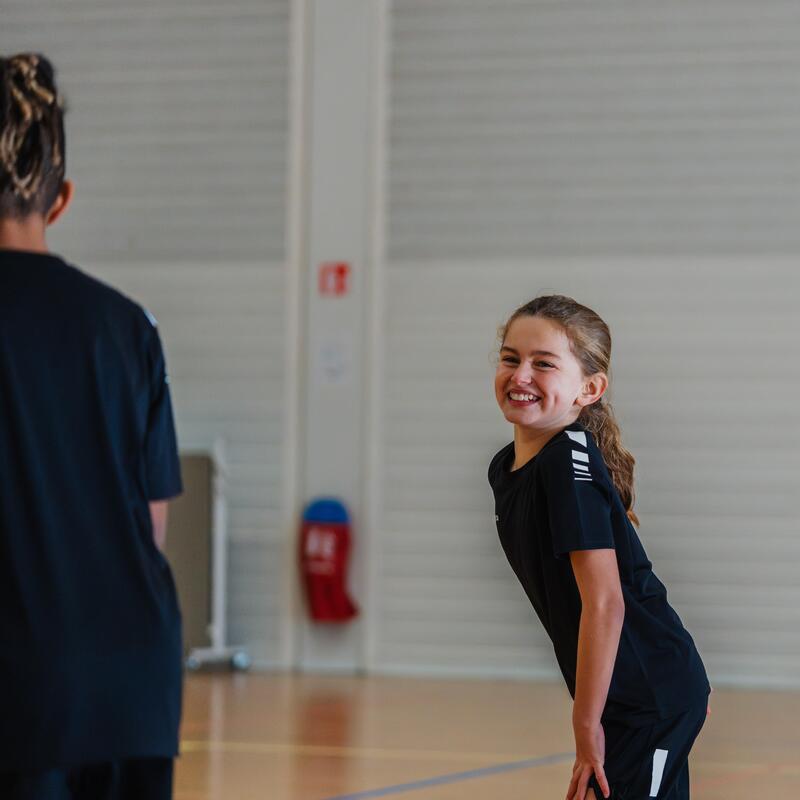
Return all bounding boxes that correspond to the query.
[578,372,609,407]
[45,179,74,226]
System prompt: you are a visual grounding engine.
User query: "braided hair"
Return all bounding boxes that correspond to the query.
[0,52,66,218]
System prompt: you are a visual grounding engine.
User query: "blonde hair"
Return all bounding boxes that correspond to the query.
[0,52,65,217]
[498,294,640,528]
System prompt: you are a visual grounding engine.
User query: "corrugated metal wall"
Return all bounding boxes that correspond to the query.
[3,0,799,686]
[1,0,292,665]
[377,1,800,686]
[388,0,800,259]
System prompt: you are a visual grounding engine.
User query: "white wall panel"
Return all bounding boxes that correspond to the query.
[2,0,288,261]
[74,261,289,665]
[1,1,292,665]
[4,0,800,687]
[388,0,800,259]
[378,246,798,686]
[298,0,380,670]
[381,0,800,692]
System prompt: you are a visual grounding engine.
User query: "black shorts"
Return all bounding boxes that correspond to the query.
[0,757,173,800]
[588,694,709,799]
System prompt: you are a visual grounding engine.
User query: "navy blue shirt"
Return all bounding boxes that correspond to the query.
[0,249,183,769]
[488,419,710,726]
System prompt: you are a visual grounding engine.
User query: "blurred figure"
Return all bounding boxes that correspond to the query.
[0,53,183,799]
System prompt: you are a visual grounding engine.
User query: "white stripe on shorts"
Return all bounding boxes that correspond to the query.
[649,748,669,796]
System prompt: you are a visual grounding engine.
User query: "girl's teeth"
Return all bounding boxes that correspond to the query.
[510,392,538,402]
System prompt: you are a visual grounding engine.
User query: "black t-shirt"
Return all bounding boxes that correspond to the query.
[0,249,183,769]
[488,419,710,726]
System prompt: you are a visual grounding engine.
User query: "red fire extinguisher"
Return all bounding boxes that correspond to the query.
[299,497,358,622]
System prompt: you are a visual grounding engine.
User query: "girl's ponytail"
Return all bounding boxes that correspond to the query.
[579,397,640,528]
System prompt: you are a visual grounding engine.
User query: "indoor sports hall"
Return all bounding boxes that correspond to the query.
[1,2,798,798]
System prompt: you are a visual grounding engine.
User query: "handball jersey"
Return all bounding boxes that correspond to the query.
[0,249,183,769]
[488,419,710,726]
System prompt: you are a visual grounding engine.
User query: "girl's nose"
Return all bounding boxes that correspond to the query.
[512,363,533,383]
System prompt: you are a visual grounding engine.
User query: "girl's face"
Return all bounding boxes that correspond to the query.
[494,315,606,430]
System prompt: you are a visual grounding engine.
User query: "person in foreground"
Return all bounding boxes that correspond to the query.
[487,295,712,800]
[0,53,183,798]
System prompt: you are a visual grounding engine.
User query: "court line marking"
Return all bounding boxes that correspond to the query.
[325,757,800,800]
[180,739,551,765]
[178,739,800,796]
[321,752,575,800]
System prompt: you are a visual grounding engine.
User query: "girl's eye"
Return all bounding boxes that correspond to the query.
[501,357,553,368]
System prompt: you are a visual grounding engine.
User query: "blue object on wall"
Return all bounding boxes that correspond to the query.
[302,497,349,524]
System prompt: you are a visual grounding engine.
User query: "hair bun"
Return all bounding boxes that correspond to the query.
[7,54,58,112]
[0,51,65,209]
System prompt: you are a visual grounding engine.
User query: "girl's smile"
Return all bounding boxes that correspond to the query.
[507,390,541,407]
[495,315,586,428]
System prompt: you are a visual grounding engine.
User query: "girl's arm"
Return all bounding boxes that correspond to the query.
[571,548,625,726]
[566,548,625,800]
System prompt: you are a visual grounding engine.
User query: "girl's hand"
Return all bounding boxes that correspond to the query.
[567,721,610,800]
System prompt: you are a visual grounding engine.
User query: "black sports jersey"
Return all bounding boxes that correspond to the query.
[488,419,710,726]
[0,249,183,769]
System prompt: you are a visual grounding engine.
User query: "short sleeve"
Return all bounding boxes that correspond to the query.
[143,320,183,501]
[540,440,615,560]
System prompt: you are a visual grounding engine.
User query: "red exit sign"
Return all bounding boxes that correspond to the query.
[318,262,351,297]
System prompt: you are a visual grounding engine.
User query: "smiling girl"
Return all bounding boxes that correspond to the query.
[487,295,711,800]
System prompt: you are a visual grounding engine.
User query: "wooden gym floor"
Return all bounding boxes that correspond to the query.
[175,673,800,800]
